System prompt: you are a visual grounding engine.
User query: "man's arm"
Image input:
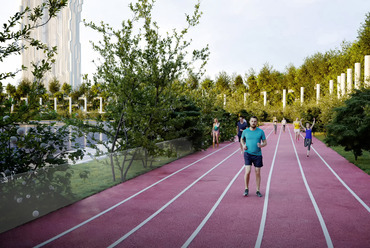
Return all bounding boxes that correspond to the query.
[241,134,247,150]
[258,139,267,148]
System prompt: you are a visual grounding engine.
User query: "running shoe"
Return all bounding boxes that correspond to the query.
[244,189,249,196]
[256,191,263,197]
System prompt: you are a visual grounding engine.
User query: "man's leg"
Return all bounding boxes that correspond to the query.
[244,165,251,189]
[244,165,251,196]
[255,167,261,192]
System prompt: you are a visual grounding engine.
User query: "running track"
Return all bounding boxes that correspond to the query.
[1,124,369,248]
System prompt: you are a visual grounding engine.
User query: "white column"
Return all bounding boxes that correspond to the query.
[54,98,57,111]
[355,62,361,89]
[282,89,286,109]
[263,91,267,106]
[64,97,72,115]
[39,98,43,106]
[94,97,104,114]
[316,84,320,103]
[223,94,226,106]
[300,87,304,105]
[341,73,346,97]
[337,75,341,99]
[329,80,333,95]
[365,55,370,87]
[244,92,247,105]
[347,68,352,94]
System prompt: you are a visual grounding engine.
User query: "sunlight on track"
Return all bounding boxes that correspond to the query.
[289,127,333,248]
[299,134,370,213]
[34,142,235,248]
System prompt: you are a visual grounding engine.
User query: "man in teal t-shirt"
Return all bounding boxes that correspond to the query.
[241,116,267,197]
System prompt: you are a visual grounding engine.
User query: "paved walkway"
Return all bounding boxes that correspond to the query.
[1,124,369,248]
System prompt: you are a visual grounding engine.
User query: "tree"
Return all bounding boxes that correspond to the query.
[246,69,259,102]
[357,12,370,56]
[200,77,213,91]
[325,89,370,160]
[0,1,84,229]
[215,71,231,93]
[0,1,83,173]
[76,0,209,181]
[49,77,61,94]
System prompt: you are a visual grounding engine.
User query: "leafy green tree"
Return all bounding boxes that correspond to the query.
[246,69,259,102]
[48,77,61,94]
[0,1,83,172]
[325,89,370,160]
[75,0,209,181]
[200,77,213,91]
[186,73,199,90]
[15,78,32,98]
[0,1,85,229]
[215,71,231,93]
[357,12,370,56]
[61,82,72,95]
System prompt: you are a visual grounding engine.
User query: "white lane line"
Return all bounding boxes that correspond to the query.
[290,127,333,248]
[255,126,283,248]
[182,128,274,248]
[299,133,370,213]
[107,149,240,248]
[182,165,245,248]
[34,142,235,248]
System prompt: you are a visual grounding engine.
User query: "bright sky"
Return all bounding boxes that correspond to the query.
[1,0,370,86]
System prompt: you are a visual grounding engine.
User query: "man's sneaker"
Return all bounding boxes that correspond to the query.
[244,189,249,196]
[256,191,263,197]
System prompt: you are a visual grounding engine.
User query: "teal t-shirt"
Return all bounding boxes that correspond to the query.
[241,127,266,156]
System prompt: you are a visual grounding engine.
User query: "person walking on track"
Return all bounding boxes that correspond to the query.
[212,118,220,148]
[281,118,287,132]
[241,116,267,197]
[293,117,300,142]
[300,118,315,157]
[273,117,278,134]
[237,116,248,153]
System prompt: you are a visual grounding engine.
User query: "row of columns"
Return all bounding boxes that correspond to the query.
[8,96,105,114]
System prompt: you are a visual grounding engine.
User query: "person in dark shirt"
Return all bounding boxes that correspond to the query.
[236,116,248,152]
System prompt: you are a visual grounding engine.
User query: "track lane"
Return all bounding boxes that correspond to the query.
[184,125,279,247]
[294,127,370,248]
[109,126,274,247]
[257,126,329,248]
[118,147,243,247]
[2,124,368,248]
[0,142,236,248]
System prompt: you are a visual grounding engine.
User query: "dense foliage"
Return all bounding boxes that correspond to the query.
[325,89,370,160]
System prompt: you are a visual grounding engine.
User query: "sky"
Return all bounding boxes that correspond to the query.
[1,0,370,86]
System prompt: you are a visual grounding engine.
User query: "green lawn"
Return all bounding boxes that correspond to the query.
[315,134,370,175]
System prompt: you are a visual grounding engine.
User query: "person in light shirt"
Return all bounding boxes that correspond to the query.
[293,117,300,142]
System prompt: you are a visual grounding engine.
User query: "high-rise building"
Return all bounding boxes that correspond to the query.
[21,0,83,90]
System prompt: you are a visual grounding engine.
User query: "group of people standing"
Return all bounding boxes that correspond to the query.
[212,115,316,198]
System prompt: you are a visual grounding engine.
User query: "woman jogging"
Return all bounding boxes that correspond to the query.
[212,118,220,148]
[300,118,315,157]
[293,118,300,142]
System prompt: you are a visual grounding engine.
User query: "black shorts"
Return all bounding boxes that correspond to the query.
[238,135,242,142]
[244,152,263,168]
